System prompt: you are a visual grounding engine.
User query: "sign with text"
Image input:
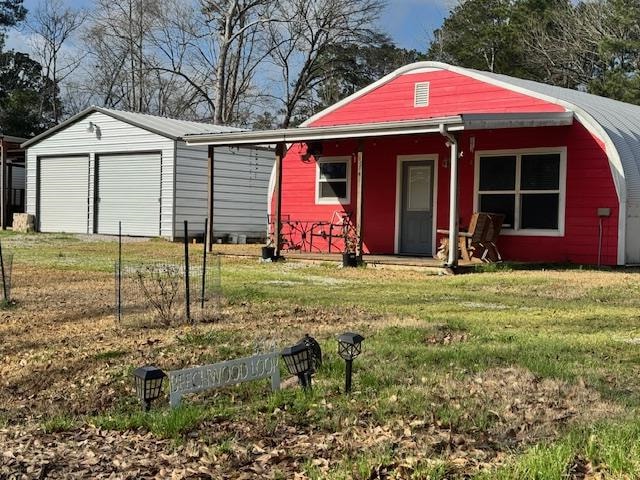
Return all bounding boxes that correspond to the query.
[169,352,280,408]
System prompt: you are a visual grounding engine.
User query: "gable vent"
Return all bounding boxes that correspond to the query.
[414,82,430,107]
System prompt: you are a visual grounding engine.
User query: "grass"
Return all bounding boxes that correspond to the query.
[3,231,640,478]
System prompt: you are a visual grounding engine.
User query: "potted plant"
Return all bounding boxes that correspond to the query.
[342,223,359,268]
[261,234,276,260]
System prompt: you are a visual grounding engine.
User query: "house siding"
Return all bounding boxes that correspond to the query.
[309,70,566,127]
[174,143,273,239]
[275,122,619,265]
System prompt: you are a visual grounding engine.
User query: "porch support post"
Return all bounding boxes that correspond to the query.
[0,140,6,231]
[206,145,214,252]
[355,141,364,258]
[273,142,285,259]
[439,125,460,268]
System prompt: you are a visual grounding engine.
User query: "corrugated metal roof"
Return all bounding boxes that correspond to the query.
[22,106,243,148]
[104,107,242,137]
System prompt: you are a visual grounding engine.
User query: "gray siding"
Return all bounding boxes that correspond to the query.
[25,111,175,238]
[174,144,273,238]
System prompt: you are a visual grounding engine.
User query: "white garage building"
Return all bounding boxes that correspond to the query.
[21,107,273,240]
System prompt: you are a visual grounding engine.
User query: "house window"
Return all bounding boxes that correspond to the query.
[316,157,350,204]
[476,149,566,235]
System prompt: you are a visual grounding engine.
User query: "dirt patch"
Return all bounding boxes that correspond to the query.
[424,325,469,345]
[435,367,619,446]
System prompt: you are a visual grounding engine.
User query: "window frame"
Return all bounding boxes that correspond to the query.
[315,156,351,205]
[473,147,567,237]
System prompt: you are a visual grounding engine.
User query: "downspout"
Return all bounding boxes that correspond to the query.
[439,124,459,268]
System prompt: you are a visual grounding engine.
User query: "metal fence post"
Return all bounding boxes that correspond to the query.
[117,221,122,324]
[0,241,7,302]
[184,220,191,322]
[201,218,207,309]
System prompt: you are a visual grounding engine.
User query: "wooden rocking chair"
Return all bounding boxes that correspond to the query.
[438,212,505,263]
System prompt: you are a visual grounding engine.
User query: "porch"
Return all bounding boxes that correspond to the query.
[183,111,600,266]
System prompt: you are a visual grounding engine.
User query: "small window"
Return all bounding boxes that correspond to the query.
[316,157,350,204]
[476,150,565,234]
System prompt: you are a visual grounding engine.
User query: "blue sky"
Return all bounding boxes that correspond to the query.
[8,0,455,53]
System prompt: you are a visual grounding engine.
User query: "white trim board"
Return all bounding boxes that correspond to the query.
[315,156,352,205]
[472,147,567,237]
[394,154,439,255]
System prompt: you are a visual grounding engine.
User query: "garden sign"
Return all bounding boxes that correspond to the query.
[168,351,280,408]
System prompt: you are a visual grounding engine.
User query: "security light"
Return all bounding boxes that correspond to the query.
[133,365,166,411]
[281,341,313,389]
[337,332,365,393]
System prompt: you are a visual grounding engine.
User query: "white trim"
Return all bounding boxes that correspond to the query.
[394,154,439,255]
[473,147,567,237]
[315,156,351,205]
[299,60,626,264]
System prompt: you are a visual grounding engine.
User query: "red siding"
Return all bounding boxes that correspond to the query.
[309,70,565,127]
[275,122,619,265]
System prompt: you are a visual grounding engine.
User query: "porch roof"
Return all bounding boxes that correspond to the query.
[184,112,574,146]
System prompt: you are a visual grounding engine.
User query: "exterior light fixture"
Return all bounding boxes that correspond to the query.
[299,333,322,372]
[281,341,313,390]
[133,365,167,411]
[337,332,365,393]
[86,121,95,133]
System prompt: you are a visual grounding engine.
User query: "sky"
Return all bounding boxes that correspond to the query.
[6,0,456,54]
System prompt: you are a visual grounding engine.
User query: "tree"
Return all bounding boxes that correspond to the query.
[201,0,278,125]
[0,50,56,136]
[26,0,86,122]
[427,0,567,80]
[311,33,426,115]
[0,0,26,48]
[266,0,384,127]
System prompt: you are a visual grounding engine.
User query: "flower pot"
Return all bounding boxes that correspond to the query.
[261,246,275,260]
[342,252,358,267]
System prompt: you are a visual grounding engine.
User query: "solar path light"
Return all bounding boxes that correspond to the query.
[281,341,314,390]
[299,333,322,372]
[337,332,365,393]
[133,366,166,411]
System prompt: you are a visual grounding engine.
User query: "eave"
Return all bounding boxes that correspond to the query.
[184,112,574,146]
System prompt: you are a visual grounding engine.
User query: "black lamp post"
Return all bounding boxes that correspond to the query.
[281,341,314,390]
[337,332,364,393]
[133,365,166,411]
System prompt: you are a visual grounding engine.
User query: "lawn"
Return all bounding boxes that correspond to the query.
[1,231,640,479]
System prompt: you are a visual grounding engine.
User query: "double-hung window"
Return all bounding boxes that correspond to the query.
[475,149,566,235]
[316,157,350,204]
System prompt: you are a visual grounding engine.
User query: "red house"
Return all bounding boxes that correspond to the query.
[186,62,640,267]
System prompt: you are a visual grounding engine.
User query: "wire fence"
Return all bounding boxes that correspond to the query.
[114,220,222,326]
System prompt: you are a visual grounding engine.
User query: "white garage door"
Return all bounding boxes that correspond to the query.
[96,153,161,236]
[39,156,89,233]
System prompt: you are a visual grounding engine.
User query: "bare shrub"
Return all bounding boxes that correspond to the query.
[134,264,182,325]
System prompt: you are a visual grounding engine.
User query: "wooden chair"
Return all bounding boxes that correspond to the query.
[438,212,505,263]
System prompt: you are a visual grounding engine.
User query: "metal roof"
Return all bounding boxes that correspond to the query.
[21,106,242,148]
[476,70,640,201]
[184,112,573,146]
[0,134,28,145]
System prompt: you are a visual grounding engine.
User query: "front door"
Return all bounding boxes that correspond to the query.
[400,160,434,255]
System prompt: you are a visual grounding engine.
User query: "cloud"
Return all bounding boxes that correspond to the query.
[3,29,35,54]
